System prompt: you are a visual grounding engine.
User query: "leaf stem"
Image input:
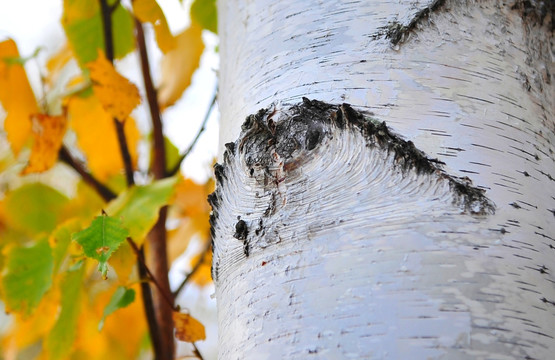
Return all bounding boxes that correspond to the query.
[59,146,116,201]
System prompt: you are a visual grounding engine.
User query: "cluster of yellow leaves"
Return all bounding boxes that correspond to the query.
[0,0,216,358]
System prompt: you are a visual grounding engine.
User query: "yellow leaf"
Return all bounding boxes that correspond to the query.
[87,50,141,120]
[1,285,60,350]
[68,94,139,181]
[101,284,147,358]
[168,178,213,263]
[189,249,212,287]
[21,113,68,175]
[133,0,176,53]
[173,312,206,343]
[0,39,39,155]
[158,24,204,109]
[173,177,214,218]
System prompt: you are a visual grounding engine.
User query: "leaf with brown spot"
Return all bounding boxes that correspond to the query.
[87,50,141,120]
[21,113,68,175]
[173,312,206,343]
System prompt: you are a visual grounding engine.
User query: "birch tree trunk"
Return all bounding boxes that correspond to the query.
[211,0,554,358]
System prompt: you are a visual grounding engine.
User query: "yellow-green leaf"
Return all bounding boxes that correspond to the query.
[21,113,68,175]
[98,286,135,331]
[62,0,135,66]
[106,176,179,244]
[0,39,39,155]
[133,0,176,53]
[45,264,84,360]
[1,239,54,316]
[87,50,141,120]
[191,0,217,33]
[158,24,204,109]
[72,213,129,279]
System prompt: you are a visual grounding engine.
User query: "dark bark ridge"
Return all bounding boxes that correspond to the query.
[208,98,495,281]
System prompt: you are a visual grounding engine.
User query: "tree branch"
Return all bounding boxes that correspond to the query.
[192,343,205,360]
[167,90,217,177]
[113,118,135,186]
[172,240,211,299]
[59,146,116,202]
[135,18,166,179]
[127,237,177,311]
[99,0,114,62]
[135,17,175,360]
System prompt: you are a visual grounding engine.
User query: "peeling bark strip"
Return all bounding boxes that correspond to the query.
[209,98,494,278]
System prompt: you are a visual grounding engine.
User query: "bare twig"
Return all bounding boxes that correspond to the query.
[192,343,205,360]
[59,146,116,201]
[173,240,211,299]
[113,118,135,186]
[168,90,217,176]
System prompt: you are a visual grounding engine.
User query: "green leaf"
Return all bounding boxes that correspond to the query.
[62,0,135,66]
[190,0,217,33]
[105,176,179,243]
[1,239,54,316]
[72,213,129,279]
[98,286,135,331]
[4,183,69,236]
[45,264,84,360]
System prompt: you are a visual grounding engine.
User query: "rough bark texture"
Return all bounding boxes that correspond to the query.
[215,0,554,358]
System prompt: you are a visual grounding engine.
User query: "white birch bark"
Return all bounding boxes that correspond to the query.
[212,0,555,358]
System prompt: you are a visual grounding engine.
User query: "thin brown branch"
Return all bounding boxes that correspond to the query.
[192,343,205,360]
[113,118,135,186]
[172,241,211,299]
[59,146,116,202]
[136,246,163,357]
[168,90,217,177]
[127,237,177,311]
[135,18,166,179]
[109,0,121,13]
[99,0,114,62]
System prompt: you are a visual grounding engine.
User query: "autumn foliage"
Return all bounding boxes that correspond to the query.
[0,0,216,358]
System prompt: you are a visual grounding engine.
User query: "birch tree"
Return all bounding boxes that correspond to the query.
[210,0,554,358]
